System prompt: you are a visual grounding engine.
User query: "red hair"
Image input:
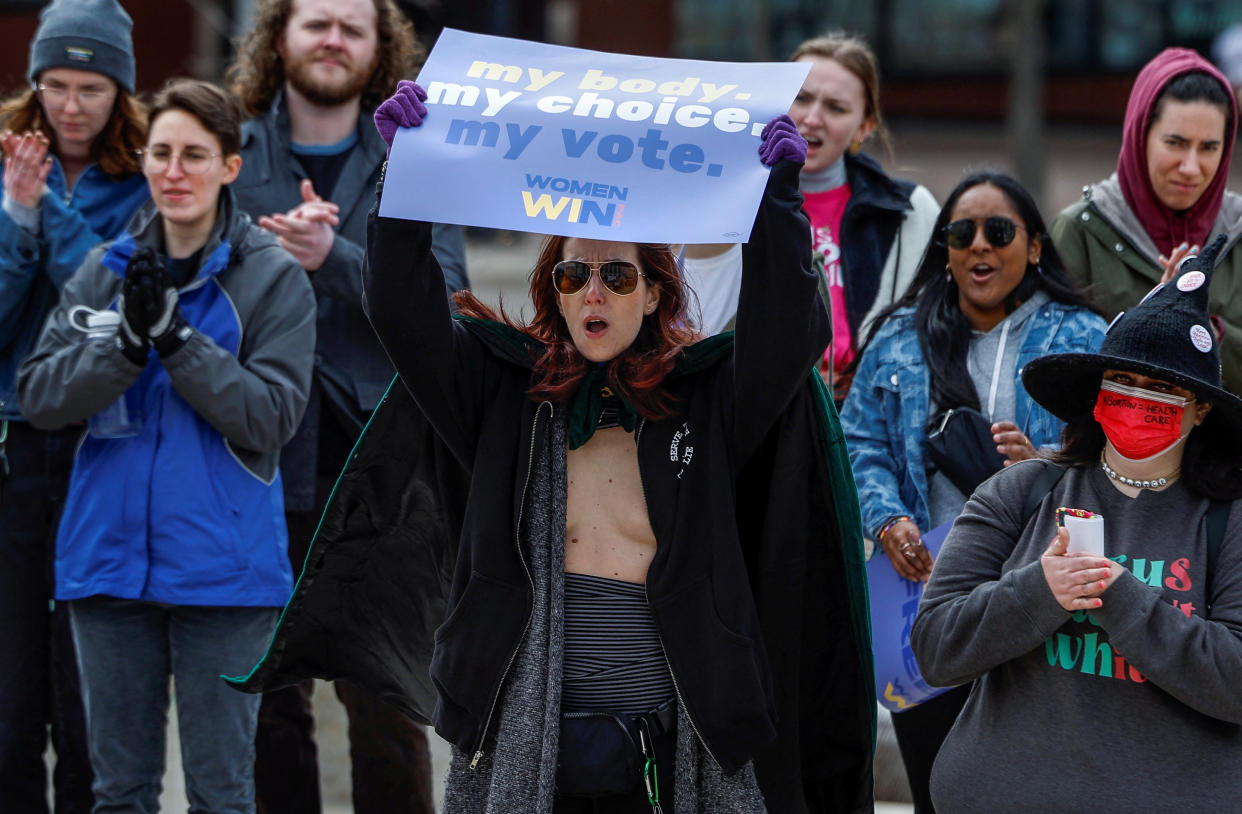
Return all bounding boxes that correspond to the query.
[453,236,698,420]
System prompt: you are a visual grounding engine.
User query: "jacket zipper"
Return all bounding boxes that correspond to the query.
[635,419,721,769]
[470,401,549,769]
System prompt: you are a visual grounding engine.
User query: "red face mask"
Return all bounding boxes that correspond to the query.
[1093,379,1190,460]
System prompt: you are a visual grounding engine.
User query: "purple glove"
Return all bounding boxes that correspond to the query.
[374,80,428,149]
[758,114,807,166]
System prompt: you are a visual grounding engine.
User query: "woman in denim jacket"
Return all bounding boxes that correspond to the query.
[840,171,1106,813]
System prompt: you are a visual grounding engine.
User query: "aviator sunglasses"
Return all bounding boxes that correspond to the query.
[942,216,1025,250]
[552,259,646,296]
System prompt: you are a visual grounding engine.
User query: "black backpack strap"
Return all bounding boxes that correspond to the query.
[1205,499,1231,609]
[1020,461,1068,529]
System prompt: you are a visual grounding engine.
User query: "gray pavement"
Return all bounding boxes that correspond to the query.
[125,693,912,813]
[146,681,449,813]
[146,694,908,813]
[56,117,1234,812]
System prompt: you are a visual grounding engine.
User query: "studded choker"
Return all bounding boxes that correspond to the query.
[1100,453,1178,490]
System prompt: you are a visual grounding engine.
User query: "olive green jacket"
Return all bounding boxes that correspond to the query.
[1051,174,1242,394]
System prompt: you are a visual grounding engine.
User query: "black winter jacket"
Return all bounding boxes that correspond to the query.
[838,151,926,343]
[365,160,826,773]
[230,160,876,811]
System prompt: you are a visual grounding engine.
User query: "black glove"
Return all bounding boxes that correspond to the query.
[118,247,191,359]
[146,267,190,357]
[117,247,159,365]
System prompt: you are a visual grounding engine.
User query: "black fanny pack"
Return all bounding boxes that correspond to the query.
[925,406,1007,496]
[556,699,675,799]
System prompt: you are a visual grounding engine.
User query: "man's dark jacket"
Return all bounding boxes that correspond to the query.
[230,161,876,813]
[230,93,468,506]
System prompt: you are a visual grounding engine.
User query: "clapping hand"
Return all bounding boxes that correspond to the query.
[2,129,53,209]
[119,247,189,361]
[258,179,339,272]
[118,247,161,364]
[146,268,189,357]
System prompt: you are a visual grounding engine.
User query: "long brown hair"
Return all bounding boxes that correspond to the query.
[226,0,423,118]
[0,87,146,177]
[454,237,698,420]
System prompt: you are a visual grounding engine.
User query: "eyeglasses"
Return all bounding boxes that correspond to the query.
[552,259,646,296]
[36,83,113,112]
[943,217,1025,250]
[138,146,220,176]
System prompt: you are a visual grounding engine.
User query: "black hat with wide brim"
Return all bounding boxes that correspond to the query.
[1022,234,1242,438]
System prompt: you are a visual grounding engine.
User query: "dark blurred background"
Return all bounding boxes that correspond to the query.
[4,0,1240,120]
[4,0,1242,214]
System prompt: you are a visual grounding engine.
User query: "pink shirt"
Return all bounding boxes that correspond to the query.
[802,185,853,372]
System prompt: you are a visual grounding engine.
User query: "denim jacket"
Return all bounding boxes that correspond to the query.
[840,302,1107,538]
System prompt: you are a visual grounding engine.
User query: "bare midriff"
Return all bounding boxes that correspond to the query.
[564,426,657,585]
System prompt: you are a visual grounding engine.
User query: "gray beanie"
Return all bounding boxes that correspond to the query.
[28,0,135,94]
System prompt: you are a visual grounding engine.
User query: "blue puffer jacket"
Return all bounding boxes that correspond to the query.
[0,159,149,419]
[840,302,1107,538]
[18,192,316,607]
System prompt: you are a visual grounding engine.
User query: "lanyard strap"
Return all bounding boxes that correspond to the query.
[638,718,665,814]
[986,319,1011,420]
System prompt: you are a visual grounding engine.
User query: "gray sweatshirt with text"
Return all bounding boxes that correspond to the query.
[912,459,1242,813]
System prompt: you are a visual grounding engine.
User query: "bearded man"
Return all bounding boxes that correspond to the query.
[226,2,467,812]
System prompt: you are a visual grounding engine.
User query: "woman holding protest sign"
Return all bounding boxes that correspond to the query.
[840,171,1105,812]
[911,237,1242,812]
[0,0,148,808]
[371,82,874,812]
[230,78,875,812]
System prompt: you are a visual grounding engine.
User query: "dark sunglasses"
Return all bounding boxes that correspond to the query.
[552,259,646,296]
[943,217,1024,250]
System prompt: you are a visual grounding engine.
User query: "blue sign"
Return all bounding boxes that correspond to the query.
[380,29,810,243]
[867,521,958,712]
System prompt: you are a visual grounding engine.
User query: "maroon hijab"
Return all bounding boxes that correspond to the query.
[1117,48,1238,257]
